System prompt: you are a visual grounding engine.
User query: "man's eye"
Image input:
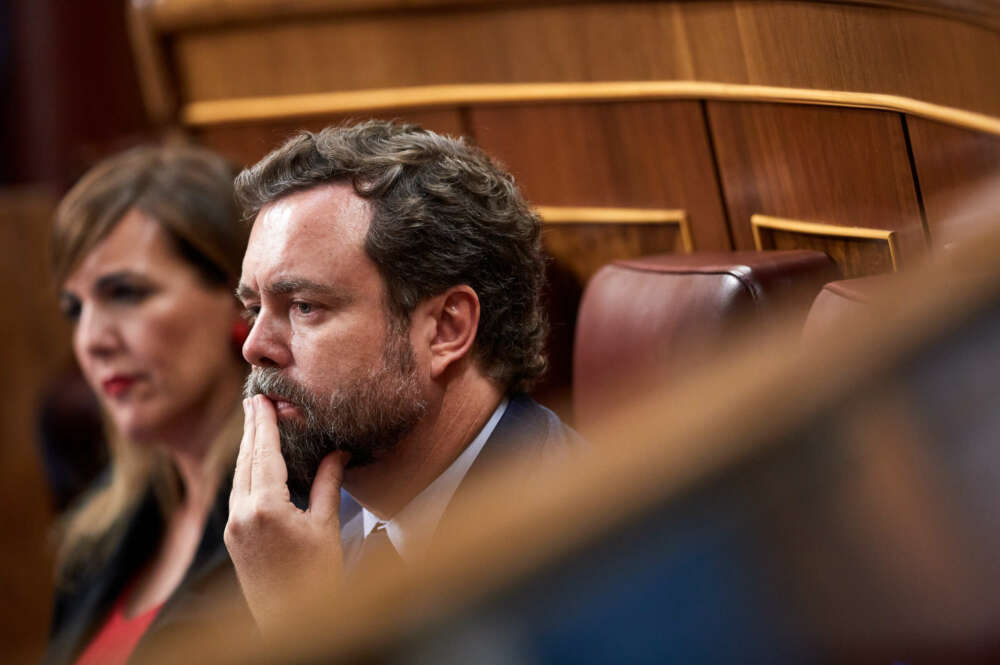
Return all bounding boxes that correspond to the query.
[242,306,260,324]
[293,302,313,314]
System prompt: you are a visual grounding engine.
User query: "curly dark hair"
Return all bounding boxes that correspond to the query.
[235,120,548,394]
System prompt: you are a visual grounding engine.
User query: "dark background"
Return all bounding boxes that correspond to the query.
[1,0,149,189]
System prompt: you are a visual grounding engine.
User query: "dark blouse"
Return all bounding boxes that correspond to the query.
[42,475,249,665]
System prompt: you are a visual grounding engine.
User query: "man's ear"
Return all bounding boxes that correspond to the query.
[419,285,480,380]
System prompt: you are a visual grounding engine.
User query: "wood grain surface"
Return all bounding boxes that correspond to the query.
[158,1,1000,119]
[762,229,892,279]
[681,2,1000,118]
[0,188,66,663]
[906,116,1000,248]
[142,0,1000,33]
[708,102,926,275]
[542,223,689,287]
[171,3,694,101]
[469,101,730,252]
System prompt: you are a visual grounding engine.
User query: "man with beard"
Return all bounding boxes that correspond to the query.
[224,120,580,631]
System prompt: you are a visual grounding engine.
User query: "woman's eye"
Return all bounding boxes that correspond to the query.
[60,298,81,322]
[109,284,150,303]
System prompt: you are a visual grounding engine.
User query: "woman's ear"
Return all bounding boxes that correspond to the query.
[421,285,480,379]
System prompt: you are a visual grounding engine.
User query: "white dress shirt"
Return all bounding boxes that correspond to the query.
[360,398,509,562]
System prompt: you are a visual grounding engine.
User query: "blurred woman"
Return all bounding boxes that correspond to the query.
[43,146,250,665]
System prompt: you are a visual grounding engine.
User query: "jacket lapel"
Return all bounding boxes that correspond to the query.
[433,395,560,547]
[42,492,162,665]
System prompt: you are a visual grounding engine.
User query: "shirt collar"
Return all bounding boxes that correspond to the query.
[362,397,509,561]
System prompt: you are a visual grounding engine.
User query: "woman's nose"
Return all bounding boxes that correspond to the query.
[74,305,121,358]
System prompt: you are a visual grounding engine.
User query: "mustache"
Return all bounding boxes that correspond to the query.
[243,368,315,409]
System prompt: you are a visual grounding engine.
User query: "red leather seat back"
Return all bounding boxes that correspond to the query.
[573,251,838,431]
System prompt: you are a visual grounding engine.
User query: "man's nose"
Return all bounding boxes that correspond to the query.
[242,312,291,368]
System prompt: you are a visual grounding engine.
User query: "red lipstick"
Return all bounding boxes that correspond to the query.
[102,375,137,397]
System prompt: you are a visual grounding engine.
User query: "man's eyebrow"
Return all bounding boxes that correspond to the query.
[266,278,344,298]
[235,283,257,302]
[236,279,347,303]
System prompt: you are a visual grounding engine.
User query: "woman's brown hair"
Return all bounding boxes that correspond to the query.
[51,145,247,583]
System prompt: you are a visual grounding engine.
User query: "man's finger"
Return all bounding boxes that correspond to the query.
[232,397,255,496]
[250,394,288,492]
[309,451,350,525]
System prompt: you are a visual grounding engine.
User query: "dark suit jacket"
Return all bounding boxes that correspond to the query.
[340,394,583,563]
[42,476,247,665]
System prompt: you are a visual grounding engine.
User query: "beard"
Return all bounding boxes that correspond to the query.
[243,321,427,497]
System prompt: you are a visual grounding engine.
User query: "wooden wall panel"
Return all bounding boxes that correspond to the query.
[146,0,1000,35]
[469,101,730,253]
[708,102,926,276]
[681,2,1000,119]
[171,3,694,102]
[4,0,150,186]
[0,189,66,661]
[161,2,1000,119]
[761,228,895,279]
[906,116,1000,248]
[195,109,467,168]
[541,222,688,288]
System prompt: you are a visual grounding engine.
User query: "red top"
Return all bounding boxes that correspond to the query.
[74,585,163,665]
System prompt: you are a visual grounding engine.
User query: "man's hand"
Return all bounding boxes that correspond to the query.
[225,394,349,635]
